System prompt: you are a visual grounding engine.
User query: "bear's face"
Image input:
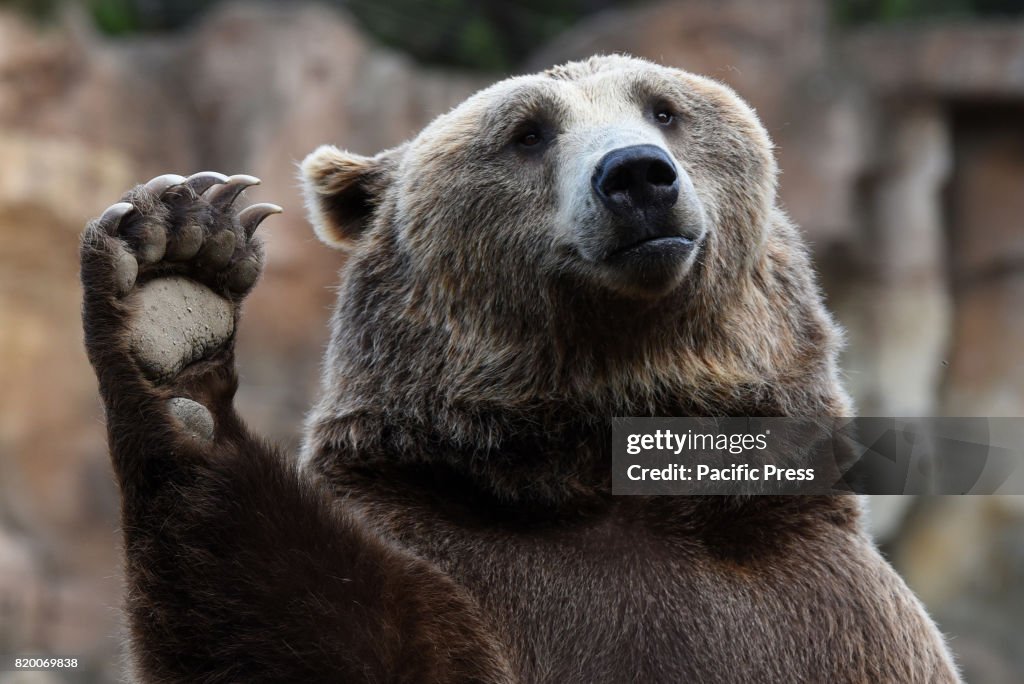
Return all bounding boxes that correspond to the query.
[298,55,843,438]
[299,57,848,484]
[302,56,776,303]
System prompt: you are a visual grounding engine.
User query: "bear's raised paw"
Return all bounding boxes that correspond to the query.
[81,172,280,409]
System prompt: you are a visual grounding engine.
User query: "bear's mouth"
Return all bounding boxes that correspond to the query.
[592,229,703,297]
[605,234,696,261]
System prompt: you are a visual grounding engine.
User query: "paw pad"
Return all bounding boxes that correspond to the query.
[167,397,215,441]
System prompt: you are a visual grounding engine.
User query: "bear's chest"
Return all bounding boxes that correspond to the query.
[362,496,894,684]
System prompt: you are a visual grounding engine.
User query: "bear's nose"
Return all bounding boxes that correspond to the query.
[592,145,680,221]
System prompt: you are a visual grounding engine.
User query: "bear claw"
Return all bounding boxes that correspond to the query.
[207,174,261,210]
[238,203,282,239]
[144,173,187,197]
[185,171,230,195]
[98,202,135,234]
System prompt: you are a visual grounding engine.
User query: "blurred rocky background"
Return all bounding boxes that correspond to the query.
[0,0,1021,681]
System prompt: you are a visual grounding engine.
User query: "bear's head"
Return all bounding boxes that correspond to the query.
[299,55,849,490]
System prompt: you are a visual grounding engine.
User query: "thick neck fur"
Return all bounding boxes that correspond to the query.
[303,207,851,505]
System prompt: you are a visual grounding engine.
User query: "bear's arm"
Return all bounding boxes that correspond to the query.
[80,177,514,683]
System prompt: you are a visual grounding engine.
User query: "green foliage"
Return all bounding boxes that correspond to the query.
[3,0,1023,69]
[90,0,137,34]
[835,0,1024,25]
[0,0,630,70]
[341,0,630,71]
[0,0,221,30]
[0,0,62,20]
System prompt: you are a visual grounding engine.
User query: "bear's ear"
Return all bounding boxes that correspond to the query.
[300,144,403,250]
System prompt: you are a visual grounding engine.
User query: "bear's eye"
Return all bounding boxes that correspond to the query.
[517,128,544,148]
[654,108,675,126]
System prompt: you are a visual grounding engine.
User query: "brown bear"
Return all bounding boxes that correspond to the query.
[80,55,960,682]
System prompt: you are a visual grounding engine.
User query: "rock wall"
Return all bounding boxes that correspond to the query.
[0,1,1021,680]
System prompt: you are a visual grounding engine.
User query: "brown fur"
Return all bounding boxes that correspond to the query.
[81,55,959,682]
